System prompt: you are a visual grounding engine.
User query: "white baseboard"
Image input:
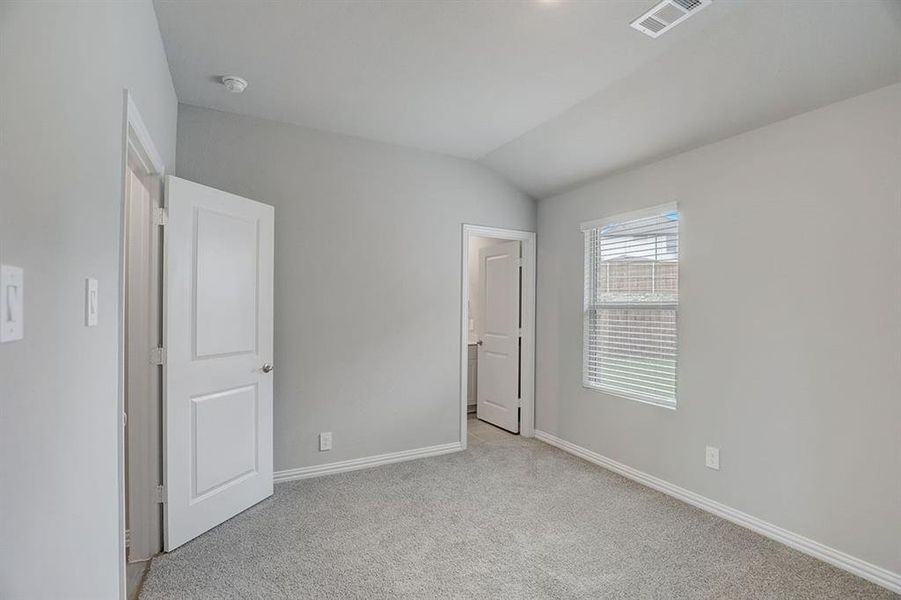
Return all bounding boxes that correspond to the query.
[534,430,901,594]
[274,441,463,483]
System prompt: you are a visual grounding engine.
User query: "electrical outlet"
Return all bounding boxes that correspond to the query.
[705,446,720,470]
[319,432,332,452]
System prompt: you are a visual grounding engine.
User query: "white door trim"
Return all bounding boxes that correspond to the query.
[460,224,536,448]
[118,90,166,600]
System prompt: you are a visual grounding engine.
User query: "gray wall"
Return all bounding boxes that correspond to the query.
[535,83,901,573]
[0,2,177,598]
[176,105,535,472]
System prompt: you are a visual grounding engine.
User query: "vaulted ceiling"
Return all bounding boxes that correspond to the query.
[154,0,901,198]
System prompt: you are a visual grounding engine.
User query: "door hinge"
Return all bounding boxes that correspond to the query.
[154,484,166,504]
[150,347,167,365]
[515,258,524,267]
[153,207,168,226]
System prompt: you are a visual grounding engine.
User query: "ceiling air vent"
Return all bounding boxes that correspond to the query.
[630,0,712,38]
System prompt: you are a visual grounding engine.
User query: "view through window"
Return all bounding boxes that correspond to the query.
[582,204,679,407]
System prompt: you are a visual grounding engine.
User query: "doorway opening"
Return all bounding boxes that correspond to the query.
[118,105,276,596]
[460,225,536,448]
[119,92,165,600]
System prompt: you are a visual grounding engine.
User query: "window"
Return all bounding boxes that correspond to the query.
[582,204,679,407]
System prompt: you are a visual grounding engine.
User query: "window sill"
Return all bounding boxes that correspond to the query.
[582,384,677,410]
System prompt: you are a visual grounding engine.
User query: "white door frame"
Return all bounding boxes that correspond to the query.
[460,224,536,448]
[118,90,165,600]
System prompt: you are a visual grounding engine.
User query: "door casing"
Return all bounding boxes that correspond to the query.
[118,90,166,600]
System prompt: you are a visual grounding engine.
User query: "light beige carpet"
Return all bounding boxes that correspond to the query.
[141,417,895,599]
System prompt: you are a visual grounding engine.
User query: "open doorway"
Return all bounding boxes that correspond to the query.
[460,225,536,448]
[120,93,165,600]
[117,97,276,597]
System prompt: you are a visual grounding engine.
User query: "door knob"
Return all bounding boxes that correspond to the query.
[262,363,274,373]
[477,340,483,346]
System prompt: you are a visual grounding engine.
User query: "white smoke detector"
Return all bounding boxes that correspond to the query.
[221,75,248,94]
[631,0,712,38]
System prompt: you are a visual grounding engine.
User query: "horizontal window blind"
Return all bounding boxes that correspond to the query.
[583,205,679,406]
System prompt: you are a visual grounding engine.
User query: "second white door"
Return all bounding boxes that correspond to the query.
[477,240,521,433]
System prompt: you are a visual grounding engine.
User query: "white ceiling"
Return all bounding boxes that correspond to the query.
[155,0,901,198]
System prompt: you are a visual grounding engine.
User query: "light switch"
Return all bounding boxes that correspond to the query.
[1,265,24,342]
[85,278,98,327]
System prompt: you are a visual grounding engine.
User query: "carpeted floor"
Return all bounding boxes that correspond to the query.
[141,417,895,599]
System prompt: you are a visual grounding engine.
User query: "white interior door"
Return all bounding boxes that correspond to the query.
[477,240,521,433]
[164,176,274,551]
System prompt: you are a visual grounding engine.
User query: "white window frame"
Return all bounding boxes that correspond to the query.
[581,202,679,409]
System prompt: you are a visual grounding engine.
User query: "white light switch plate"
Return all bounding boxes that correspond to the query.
[85,278,98,327]
[319,432,332,451]
[1,265,24,342]
[705,446,720,470]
